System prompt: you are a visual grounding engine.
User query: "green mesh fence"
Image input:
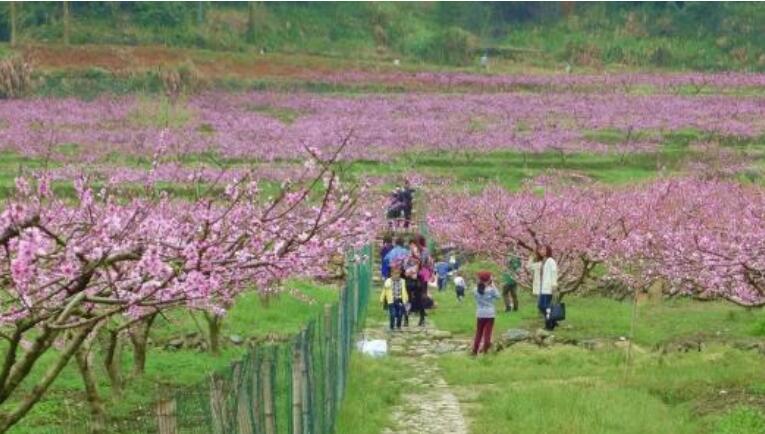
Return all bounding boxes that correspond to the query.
[54,245,373,434]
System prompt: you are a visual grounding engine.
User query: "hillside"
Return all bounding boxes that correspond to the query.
[1,2,765,72]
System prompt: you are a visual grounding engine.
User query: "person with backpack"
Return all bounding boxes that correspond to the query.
[380,261,409,331]
[472,271,500,355]
[501,255,522,312]
[386,188,405,224]
[539,245,560,330]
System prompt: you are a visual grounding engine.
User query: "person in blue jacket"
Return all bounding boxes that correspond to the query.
[380,235,394,279]
[382,237,408,279]
[434,260,451,292]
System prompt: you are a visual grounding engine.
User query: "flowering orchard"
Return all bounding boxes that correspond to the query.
[311,70,765,92]
[428,179,765,308]
[1,89,764,162]
[0,146,377,432]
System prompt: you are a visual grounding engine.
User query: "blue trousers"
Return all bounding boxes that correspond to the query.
[388,299,404,330]
[537,294,557,330]
[437,276,447,291]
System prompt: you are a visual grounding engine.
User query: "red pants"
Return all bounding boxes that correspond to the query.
[472,317,495,354]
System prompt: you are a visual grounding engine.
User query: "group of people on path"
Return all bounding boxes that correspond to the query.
[379,235,436,329]
[380,234,562,356]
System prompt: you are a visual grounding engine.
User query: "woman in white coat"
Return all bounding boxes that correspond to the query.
[528,246,559,329]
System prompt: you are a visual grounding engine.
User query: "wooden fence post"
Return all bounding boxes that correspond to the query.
[252,354,264,434]
[260,352,276,434]
[291,332,304,434]
[209,374,226,434]
[156,395,177,434]
[233,361,254,434]
[323,304,334,430]
[301,330,311,433]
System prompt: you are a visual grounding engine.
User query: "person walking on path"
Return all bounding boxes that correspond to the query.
[400,180,415,229]
[435,259,450,292]
[527,250,544,316]
[380,235,394,279]
[380,262,409,331]
[405,239,429,327]
[501,255,522,312]
[538,245,559,330]
[383,236,408,277]
[472,271,500,355]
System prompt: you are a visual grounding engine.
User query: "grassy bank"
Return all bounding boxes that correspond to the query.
[438,344,765,434]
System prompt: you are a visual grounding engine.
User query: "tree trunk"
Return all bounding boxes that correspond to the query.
[9,2,17,47]
[204,312,223,356]
[75,347,106,434]
[0,325,95,433]
[63,1,70,46]
[129,313,157,376]
[102,330,123,397]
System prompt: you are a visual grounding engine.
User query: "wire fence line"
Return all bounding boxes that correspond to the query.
[48,245,371,434]
[149,244,372,434]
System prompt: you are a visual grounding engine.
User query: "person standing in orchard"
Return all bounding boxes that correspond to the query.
[539,245,559,330]
[380,262,409,331]
[501,254,522,312]
[472,271,500,355]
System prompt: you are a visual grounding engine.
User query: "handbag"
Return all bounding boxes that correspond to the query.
[422,295,435,310]
[548,302,566,321]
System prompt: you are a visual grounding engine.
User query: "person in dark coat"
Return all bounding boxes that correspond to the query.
[404,239,428,326]
[400,180,415,228]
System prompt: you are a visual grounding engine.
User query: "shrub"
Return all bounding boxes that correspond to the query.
[159,61,204,100]
[0,56,33,99]
[420,26,479,66]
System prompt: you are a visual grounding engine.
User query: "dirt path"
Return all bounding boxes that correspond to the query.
[361,320,471,434]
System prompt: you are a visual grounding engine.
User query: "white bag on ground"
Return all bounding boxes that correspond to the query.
[356,338,388,357]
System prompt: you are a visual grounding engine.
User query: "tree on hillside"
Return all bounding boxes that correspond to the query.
[62,1,70,45]
[8,2,16,47]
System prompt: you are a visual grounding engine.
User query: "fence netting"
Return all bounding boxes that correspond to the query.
[47,245,371,434]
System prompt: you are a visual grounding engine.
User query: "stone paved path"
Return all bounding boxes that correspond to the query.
[361,320,470,434]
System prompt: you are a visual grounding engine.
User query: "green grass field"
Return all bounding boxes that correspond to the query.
[5,279,339,433]
[337,279,765,434]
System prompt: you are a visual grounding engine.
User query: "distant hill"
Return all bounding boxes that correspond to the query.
[1,2,764,71]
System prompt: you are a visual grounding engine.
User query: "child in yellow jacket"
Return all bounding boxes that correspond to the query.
[380,263,409,331]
